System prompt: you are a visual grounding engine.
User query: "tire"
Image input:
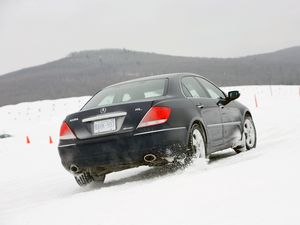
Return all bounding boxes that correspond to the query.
[234,115,257,153]
[74,172,94,186]
[75,172,106,187]
[186,123,206,162]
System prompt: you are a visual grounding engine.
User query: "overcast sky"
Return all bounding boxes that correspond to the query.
[1,0,300,75]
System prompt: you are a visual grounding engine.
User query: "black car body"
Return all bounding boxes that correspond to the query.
[58,73,256,186]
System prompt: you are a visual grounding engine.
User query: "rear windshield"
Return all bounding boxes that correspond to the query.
[82,79,167,110]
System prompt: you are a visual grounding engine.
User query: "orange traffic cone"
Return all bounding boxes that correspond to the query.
[49,136,53,144]
[26,136,30,144]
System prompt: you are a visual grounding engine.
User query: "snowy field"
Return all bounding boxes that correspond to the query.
[0,85,300,225]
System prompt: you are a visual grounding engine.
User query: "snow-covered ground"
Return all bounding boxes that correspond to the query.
[0,85,299,225]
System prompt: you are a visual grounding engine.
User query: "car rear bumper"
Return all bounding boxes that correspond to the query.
[58,127,187,172]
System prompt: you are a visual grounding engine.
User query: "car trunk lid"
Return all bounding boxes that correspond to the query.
[65,100,154,139]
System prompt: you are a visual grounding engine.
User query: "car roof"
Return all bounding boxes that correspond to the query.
[105,73,205,88]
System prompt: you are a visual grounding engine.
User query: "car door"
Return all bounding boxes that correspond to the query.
[219,101,243,146]
[181,76,223,151]
[195,77,242,147]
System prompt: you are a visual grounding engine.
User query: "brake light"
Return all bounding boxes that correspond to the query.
[59,122,76,140]
[137,106,171,128]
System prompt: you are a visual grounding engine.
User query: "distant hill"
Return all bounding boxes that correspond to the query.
[0,47,300,107]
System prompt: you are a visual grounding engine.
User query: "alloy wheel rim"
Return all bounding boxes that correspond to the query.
[244,119,255,148]
[192,129,205,158]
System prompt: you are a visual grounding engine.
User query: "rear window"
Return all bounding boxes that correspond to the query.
[82,79,167,110]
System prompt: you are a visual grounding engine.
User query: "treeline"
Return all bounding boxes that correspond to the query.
[0,47,299,106]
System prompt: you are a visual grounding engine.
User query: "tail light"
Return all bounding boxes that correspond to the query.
[137,106,171,128]
[59,122,76,140]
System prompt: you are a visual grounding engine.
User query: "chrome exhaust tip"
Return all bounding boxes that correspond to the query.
[144,154,157,163]
[70,164,80,174]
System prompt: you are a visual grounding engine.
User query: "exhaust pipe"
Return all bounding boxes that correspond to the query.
[144,154,157,163]
[70,164,80,174]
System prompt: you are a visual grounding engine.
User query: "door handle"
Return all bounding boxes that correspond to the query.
[197,104,204,109]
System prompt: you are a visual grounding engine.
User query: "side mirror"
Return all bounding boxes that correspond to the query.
[227,91,240,101]
[218,90,240,106]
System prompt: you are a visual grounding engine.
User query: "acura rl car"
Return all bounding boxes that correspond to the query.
[58,73,257,186]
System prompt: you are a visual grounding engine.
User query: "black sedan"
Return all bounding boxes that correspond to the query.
[58,73,257,186]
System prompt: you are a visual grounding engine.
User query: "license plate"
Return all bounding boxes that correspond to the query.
[93,118,116,134]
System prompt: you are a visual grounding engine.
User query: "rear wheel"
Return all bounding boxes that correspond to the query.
[74,172,93,186]
[186,123,206,162]
[74,172,106,186]
[234,115,257,153]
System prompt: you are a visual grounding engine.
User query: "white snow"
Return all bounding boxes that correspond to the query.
[0,85,300,225]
